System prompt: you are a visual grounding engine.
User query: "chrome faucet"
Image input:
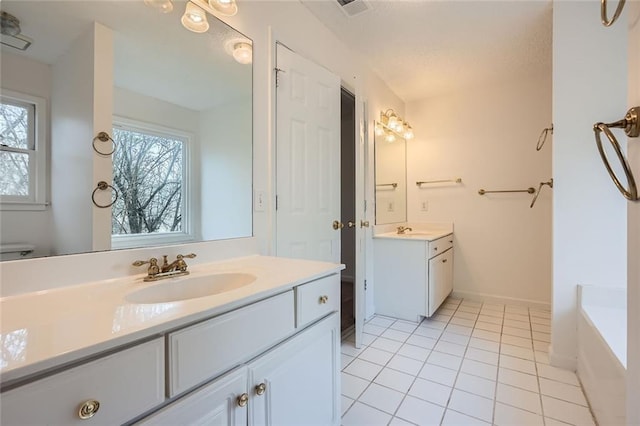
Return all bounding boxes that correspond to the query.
[397,226,413,234]
[133,253,197,282]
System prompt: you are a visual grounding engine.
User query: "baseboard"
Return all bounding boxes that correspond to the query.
[450,290,551,311]
[549,345,578,371]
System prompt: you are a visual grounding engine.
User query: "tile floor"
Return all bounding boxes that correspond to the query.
[340,297,595,426]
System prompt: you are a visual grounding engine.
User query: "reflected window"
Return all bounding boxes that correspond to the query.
[111,119,193,248]
[0,92,46,209]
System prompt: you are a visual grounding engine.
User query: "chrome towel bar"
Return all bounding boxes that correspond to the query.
[530,179,554,208]
[478,188,535,195]
[376,183,398,189]
[416,178,462,186]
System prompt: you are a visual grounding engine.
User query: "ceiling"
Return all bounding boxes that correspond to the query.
[300,0,553,102]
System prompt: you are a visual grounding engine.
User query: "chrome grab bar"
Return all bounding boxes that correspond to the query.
[530,179,553,208]
[593,106,639,201]
[416,178,462,186]
[601,0,626,27]
[478,187,535,195]
[536,125,553,151]
[376,183,398,189]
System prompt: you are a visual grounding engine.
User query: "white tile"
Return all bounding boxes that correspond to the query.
[437,308,456,317]
[450,317,476,327]
[482,303,505,312]
[529,309,550,319]
[530,316,551,326]
[474,321,502,333]
[405,334,437,349]
[534,350,550,364]
[536,363,579,386]
[362,333,377,346]
[364,323,388,336]
[433,313,452,322]
[421,319,448,330]
[390,320,419,334]
[502,325,531,338]
[342,401,393,426]
[343,358,384,381]
[342,395,355,415]
[441,409,491,425]
[381,328,411,342]
[460,358,498,381]
[439,331,470,346]
[358,383,405,415]
[447,390,494,423]
[370,337,403,354]
[397,343,431,362]
[458,304,481,314]
[341,341,364,357]
[465,347,499,365]
[446,324,473,336]
[409,377,452,406]
[544,417,574,426]
[499,354,536,375]
[496,383,541,414]
[531,322,551,333]
[373,367,415,393]
[358,347,395,366]
[468,337,500,353]
[341,372,370,399]
[501,334,533,349]
[504,312,529,322]
[389,416,416,426]
[539,378,588,406]
[419,363,458,387]
[454,372,496,399]
[387,354,424,376]
[478,310,504,320]
[532,331,551,343]
[434,340,467,357]
[454,310,478,320]
[396,395,445,426]
[342,353,355,369]
[503,318,531,330]
[500,343,535,361]
[427,351,463,371]
[368,316,396,328]
[542,396,596,426]
[494,402,544,426]
[413,325,443,339]
[461,300,482,307]
[533,340,549,353]
[505,305,529,315]
[471,328,501,342]
[498,368,539,392]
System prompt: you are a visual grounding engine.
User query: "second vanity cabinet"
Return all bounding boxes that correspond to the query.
[0,273,340,426]
[374,234,454,322]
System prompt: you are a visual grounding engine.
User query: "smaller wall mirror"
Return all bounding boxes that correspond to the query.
[374,121,407,224]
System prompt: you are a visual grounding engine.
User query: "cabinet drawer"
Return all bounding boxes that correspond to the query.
[428,235,453,259]
[168,291,295,397]
[1,338,164,426]
[295,274,340,328]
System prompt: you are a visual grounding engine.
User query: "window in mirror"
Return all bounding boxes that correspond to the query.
[111,119,194,249]
[0,91,46,209]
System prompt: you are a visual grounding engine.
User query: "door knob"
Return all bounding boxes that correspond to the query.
[360,220,370,228]
[333,220,344,230]
[347,221,356,228]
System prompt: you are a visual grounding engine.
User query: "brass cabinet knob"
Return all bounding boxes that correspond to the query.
[78,400,100,420]
[332,220,344,230]
[442,259,448,263]
[237,393,249,407]
[319,295,329,304]
[255,383,267,395]
[360,220,370,228]
[347,221,356,228]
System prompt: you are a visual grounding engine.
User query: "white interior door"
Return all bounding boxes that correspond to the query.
[354,99,367,348]
[275,44,341,263]
[627,2,640,423]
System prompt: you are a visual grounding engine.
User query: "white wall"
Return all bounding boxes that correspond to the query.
[406,70,552,305]
[0,52,53,257]
[552,1,628,369]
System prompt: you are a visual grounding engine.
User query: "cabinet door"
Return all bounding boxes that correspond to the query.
[428,249,453,316]
[137,367,248,426]
[248,313,340,426]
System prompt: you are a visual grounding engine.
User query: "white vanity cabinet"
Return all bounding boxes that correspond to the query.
[374,234,453,322]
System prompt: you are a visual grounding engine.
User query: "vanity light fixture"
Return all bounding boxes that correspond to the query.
[232,42,252,64]
[208,0,238,16]
[181,1,209,33]
[379,109,415,141]
[144,0,174,13]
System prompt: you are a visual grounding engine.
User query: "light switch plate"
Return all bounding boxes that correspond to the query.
[254,190,265,212]
[421,200,429,212]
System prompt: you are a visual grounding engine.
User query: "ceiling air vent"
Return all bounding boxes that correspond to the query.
[336,0,371,17]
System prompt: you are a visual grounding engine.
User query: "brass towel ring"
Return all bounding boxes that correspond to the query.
[92,132,116,156]
[92,181,118,208]
[601,0,626,27]
[536,125,553,151]
[593,106,639,201]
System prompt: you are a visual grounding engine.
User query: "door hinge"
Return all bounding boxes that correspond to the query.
[275,195,278,210]
[364,280,367,291]
[274,67,286,88]
[364,200,367,212]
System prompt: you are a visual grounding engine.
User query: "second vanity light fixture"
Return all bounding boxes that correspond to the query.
[375,109,414,142]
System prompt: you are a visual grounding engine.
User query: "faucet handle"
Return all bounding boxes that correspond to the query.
[178,253,197,259]
[132,257,157,267]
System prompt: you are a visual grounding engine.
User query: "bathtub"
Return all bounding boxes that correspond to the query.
[577,285,626,426]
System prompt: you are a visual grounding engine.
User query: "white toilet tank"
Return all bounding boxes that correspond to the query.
[0,244,35,261]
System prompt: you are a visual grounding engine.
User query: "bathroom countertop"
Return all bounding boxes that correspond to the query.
[373,230,452,241]
[0,255,343,385]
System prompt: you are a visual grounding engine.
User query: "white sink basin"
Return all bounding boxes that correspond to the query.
[126,273,257,304]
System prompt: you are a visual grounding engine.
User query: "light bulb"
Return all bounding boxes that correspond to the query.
[144,0,174,13]
[232,42,253,64]
[385,133,396,143]
[208,0,238,16]
[181,2,209,33]
[404,125,414,140]
[375,124,384,136]
[388,115,399,131]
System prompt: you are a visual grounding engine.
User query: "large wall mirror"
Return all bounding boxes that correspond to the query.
[0,0,253,260]
[374,122,407,224]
